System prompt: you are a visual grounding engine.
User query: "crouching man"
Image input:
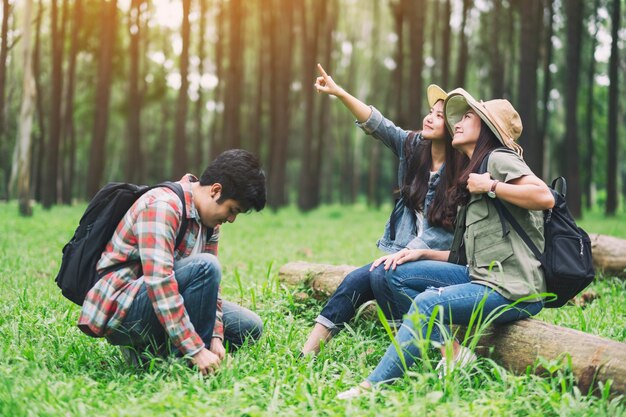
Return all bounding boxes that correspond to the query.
[78,149,266,375]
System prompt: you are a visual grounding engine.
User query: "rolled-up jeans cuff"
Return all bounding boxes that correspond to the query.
[314,315,341,336]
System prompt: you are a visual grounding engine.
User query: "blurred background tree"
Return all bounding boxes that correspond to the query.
[0,0,623,216]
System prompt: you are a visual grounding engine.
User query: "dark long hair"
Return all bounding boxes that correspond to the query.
[451,122,503,207]
[402,129,467,230]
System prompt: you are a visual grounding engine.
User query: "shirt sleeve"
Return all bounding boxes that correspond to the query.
[488,150,535,183]
[133,195,205,356]
[355,105,410,157]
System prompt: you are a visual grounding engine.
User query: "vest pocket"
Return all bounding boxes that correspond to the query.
[472,224,514,268]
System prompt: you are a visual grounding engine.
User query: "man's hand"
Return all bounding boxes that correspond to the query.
[191,347,221,376]
[209,337,226,360]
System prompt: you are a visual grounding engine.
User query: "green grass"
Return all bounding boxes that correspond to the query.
[578,210,626,239]
[0,202,624,416]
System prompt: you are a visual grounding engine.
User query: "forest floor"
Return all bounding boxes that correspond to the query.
[0,202,624,416]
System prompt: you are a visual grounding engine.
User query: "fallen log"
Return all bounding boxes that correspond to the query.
[279,261,626,396]
[590,233,626,278]
[278,262,358,298]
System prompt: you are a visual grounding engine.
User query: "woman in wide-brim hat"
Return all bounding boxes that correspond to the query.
[300,65,467,355]
[338,88,555,399]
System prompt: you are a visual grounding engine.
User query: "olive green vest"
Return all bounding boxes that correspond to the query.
[461,150,546,301]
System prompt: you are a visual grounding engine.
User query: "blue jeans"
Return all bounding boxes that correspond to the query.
[316,264,401,334]
[386,260,472,314]
[106,254,263,355]
[367,275,543,384]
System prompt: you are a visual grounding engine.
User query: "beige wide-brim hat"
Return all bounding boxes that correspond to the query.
[427,84,448,107]
[444,88,523,155]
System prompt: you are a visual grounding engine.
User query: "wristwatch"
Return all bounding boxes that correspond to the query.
[487,180,499,198]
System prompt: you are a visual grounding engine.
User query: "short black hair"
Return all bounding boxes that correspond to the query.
[200,149,266,212]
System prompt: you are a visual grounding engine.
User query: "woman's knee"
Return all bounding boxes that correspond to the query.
[369,266,387,293]
[386,266,410,292]
[412,290,442,319]
[341,265,371,288]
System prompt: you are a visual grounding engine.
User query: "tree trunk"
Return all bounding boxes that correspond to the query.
[172,0,191,179]
[125,0,143,183]
[441,0,451,89]
[563,0,583,218]
[208,1,225,159]
[538,0,554,180]
[504,1,517,101]
[518,0,542,177]
[249,0,269,161]
[429,0,440,82]
[489,0,505,97]
[16,0,35,216]
[194,0,207,173]
[367,141,382,207]
[366,0,382,208]
[267,0,293,208]
[278,261,358,297]
[389,0,405,126]
[150,100,171,181]
[32,0,45,202]
[62,0,82,203]
[341,37,359,205]
[465,319,626,397]
[43,0,65,208]
[455,0,472,88]
[297,0,320,211]
[584,0,600,210]
[340,131,353,204]
[86,0,117,198]
[57,0,70,203]
[605,0,620,216]
[407,0,425,131]
[318,2,335,205]
[222,0,244,151]
[350,130,360,204]
[0,0,10,201]
[589,233,626,278]
[278,261,626,397]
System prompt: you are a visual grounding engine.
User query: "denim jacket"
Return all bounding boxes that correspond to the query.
[356,106,454,253]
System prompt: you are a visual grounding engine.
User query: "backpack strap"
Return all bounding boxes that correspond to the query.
[97,182,190,280]
[158,181,189,250]
[490,198,543,261]
[479,149,544,261]
[478,149,509,237]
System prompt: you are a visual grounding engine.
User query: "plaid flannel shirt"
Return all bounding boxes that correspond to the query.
[78,174,223,356]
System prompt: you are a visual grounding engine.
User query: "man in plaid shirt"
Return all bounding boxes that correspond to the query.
[78,149,266,375]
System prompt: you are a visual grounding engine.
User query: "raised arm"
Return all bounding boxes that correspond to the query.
[314,63,372,123]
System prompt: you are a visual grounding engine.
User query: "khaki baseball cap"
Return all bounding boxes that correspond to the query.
[427,84,448,107]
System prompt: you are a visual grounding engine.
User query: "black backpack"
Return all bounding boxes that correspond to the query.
[480,151,595,308]
[55,182,188,305]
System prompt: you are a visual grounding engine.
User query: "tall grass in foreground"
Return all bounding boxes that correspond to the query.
[0,202,624,416]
